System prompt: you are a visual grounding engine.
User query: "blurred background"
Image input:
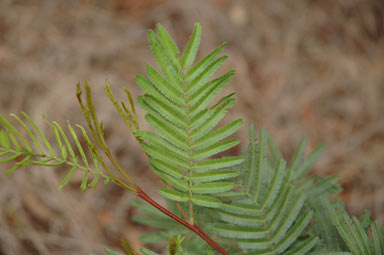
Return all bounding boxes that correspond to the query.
[0,0,383,254]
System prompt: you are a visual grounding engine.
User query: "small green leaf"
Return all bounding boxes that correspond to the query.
[138,95,187,129]
[58,166,77,190]
[192,182,233,194]
[11,114,43,153]
[190,97,236,140]
[191,194,222,208]
[88,174,100,188]
[192,119,243,150]
[146,64,184,100]
[185,42,227,82]
[53,122,76,163]
[192,139,240,161]
[135,131,188,160]
[51,124,67,160]
[191,170,239,182]
[180,23,201,69]
[287,137,307,172]
[158,187,188,202]
[68,123,89,168]
[149,158,184,179]
[5,155,32,175]
[0,129,11,149]
[154,170,188,192]
[0,115,22,149]
[294,144,325,180]
[156,24,180,70]
[0,152,22,164]
[140,248,159,255]
[193,156,244,171]
[104,248,123,255]
[141,143,189,170]
[80,171,89,191]
[145,114,188,151]
[23,112,54,155]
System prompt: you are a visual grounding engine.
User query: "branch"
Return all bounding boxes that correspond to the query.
[136,188,229,255]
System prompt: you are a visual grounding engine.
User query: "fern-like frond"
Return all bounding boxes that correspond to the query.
[0,112,113,191]
[134,23,243,214]
[331,202,384,255]
[210,124,317,254]
[262,132,384,255]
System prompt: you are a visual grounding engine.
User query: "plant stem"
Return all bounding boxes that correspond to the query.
[136,188,229,255]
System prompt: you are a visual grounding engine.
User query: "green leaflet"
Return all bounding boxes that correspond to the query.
[103,248,123,255]
[156,24,180,70]
[0,152,21,164]
[137,23,243,213]
[148,31,184,91]
[159,187,189,202]
[192,139,240,161]
[294,144,325,180]
[192,119,244,150]
[11,113,43,153]
[149,158,184,179]
[140,248,160,255]
[287,136,307,172]
[136,74,184,108]
[191,170,239,182]
[146,64,185,103]
[191,194,222,208]
[190,97,236,140]
[139,94,187,129]
[23,112,54,155]
[155,170,189,192]
[59,166,77,190]
[185,42,227,82]
[186,56,228,95]
[135,131,189,159]
[144,114,188,151]
[284,237,319,255]
[193,156,244,171]
[0,129,11,149]
[180,23,201,69]
[191,182,234,194]
[188,70,234,106]
[141,143,189,169]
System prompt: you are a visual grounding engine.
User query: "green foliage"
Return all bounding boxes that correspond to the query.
[331,203,384,255]
[131,199,211,254]
[0,112,111,190]
[210,125,316,254]
[135,23,243,212]
[0,23,383,255]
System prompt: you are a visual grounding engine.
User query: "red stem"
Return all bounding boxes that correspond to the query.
[136,188,229,255]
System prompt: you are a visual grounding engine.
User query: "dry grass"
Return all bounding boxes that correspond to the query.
[0,0,383,254]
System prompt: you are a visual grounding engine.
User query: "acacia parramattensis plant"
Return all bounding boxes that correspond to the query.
[0,23,383,255]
